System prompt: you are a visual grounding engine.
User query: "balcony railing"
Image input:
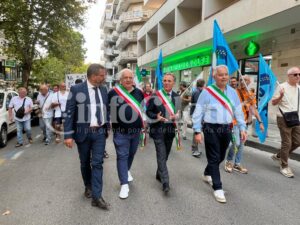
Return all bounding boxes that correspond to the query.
[116,10,154,32]
[105,62,113,69]
[116,32,137,48]
[116,50,138,64]
[104,48,113,56]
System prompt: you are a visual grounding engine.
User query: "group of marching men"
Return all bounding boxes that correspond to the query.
[62,63,300,208]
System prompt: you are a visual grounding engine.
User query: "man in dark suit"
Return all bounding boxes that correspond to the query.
[146,73,180,194]
[64,64,110,210]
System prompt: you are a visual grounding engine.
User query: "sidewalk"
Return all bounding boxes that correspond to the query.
[246,122,300,161]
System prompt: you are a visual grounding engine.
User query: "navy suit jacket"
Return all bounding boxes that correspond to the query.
[64,81,110,143]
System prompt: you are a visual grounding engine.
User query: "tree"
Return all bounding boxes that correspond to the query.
[0,0,87,88]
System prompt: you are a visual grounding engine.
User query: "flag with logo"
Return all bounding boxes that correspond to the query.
[155,49,163,90]
[255,54,277,143]
[207,20,239,85]
[134,65,142,89]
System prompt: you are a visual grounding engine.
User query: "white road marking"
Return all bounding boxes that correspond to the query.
[35,134,41,139]
[11,151,24,160]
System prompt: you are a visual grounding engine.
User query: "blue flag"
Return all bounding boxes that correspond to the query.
[255,54,277,143]
[155,49,163,90]
[207,20,239,86]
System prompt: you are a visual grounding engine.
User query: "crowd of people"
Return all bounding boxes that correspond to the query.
[8,63,300,208]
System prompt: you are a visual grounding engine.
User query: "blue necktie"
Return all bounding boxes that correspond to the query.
[93,87,102,126]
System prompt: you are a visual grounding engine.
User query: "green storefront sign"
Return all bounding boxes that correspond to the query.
[5,60,16,68]
[163,55,211,73]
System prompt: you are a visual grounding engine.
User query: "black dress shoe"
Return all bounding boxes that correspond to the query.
[156,173,161,183]
[84,187,92,198]
[162,183,170,193]
[91,197,110,210]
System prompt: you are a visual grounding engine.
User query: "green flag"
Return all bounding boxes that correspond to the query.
[135,65,142,83]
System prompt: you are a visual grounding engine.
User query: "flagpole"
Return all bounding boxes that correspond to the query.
[180,72,204,97]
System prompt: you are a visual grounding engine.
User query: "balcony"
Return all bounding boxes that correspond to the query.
[104,34,116,44]
[113,49,120,55]
[116,50,138,65]
[144,0,166,9]
[105,62,113,69]
[104,48,114,57]
[112,31,119,41]
[116,32,137,49]
[103,20,115,32]
[112,60,119,67]
[116,10,154,33]
[116,0,143,16]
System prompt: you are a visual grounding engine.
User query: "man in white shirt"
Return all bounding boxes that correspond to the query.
[8,87,33,147]
[271,66,300,178]
[51,82,69,143]
[37,84,54,145]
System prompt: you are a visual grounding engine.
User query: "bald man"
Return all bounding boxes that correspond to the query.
[9,87,33,147]
[37,84,54,145]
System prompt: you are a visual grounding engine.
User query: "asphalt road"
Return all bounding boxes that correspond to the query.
[0,127,300,225]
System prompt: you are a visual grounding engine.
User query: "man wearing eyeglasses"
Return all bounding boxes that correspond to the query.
[271,66,300,178]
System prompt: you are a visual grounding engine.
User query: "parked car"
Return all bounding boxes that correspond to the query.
[28,91,40,126]
[0,89,18,147]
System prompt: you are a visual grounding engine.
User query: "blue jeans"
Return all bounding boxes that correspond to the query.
[39,117,53,142]
[76,127,106,199]
[226,126,243,165]
[16,120,31,144]
[113,132,140,185]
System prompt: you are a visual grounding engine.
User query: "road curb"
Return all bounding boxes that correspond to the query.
[245,140,300,162]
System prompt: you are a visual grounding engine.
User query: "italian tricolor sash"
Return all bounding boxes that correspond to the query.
[156,89,181,150]
[206,84,234,117]
[114,85,146,146]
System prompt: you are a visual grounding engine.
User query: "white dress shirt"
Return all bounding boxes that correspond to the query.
[87,80,104,127]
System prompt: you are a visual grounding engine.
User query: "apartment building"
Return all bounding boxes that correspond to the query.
[100,0,164,84]
[137,0,300,89]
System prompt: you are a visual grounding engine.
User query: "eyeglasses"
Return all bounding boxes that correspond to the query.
[290,73,300,77]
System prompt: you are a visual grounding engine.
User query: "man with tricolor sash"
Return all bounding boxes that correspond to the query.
[192,65,247,203]
[146,73,181,194]
[108,69,144,199]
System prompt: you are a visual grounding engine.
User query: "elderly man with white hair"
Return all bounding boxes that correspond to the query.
[108,68,144,199]
[192,65,247,203]
[271,66,300,178]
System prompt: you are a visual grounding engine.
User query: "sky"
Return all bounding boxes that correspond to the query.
[82,0,106,64]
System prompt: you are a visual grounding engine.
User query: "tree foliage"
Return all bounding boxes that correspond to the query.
[0,0,87,87]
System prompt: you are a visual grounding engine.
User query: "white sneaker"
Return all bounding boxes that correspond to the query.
[280,166,294,178]
[202,175,213,186]
[214,189,226,203]
[128,171,134,182]
[119,184,129,199]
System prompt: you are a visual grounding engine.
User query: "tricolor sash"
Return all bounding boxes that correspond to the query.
[206,84,238,153]
[156,89,181,150]
[114,85,146,146]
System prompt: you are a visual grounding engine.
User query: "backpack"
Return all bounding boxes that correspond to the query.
[15,98,26,119]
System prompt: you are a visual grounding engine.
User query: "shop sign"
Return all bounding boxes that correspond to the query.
[163,55,210,73]
[5,60,16,68]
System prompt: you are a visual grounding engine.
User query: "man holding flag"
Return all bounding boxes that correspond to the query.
[271,66,300,178]
[108,68,144,199]
[146,73,181,194]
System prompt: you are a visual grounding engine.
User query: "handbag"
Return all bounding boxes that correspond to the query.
[15,98,26,119]
[279,88,300,127]
[37,93,50,118]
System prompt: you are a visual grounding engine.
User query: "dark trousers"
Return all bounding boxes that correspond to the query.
[203,123,232,190]
[153,135,174,185]
[76,127,106,199]
[113,132,140,185]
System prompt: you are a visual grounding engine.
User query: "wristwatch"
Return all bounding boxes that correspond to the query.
[258,120,263,124]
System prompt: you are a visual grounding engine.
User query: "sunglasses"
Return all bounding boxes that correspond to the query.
[290,73,300,77]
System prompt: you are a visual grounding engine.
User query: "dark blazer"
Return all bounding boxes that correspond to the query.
[146,90,180,139]
[64,81,110,143]
[190,88,203,116]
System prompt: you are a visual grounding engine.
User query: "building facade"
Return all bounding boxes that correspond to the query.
[100,0,164,84]
[137,0,300,90]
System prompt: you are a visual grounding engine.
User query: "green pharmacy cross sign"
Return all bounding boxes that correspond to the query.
[245,41,260,56]
[163,55,210,73]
